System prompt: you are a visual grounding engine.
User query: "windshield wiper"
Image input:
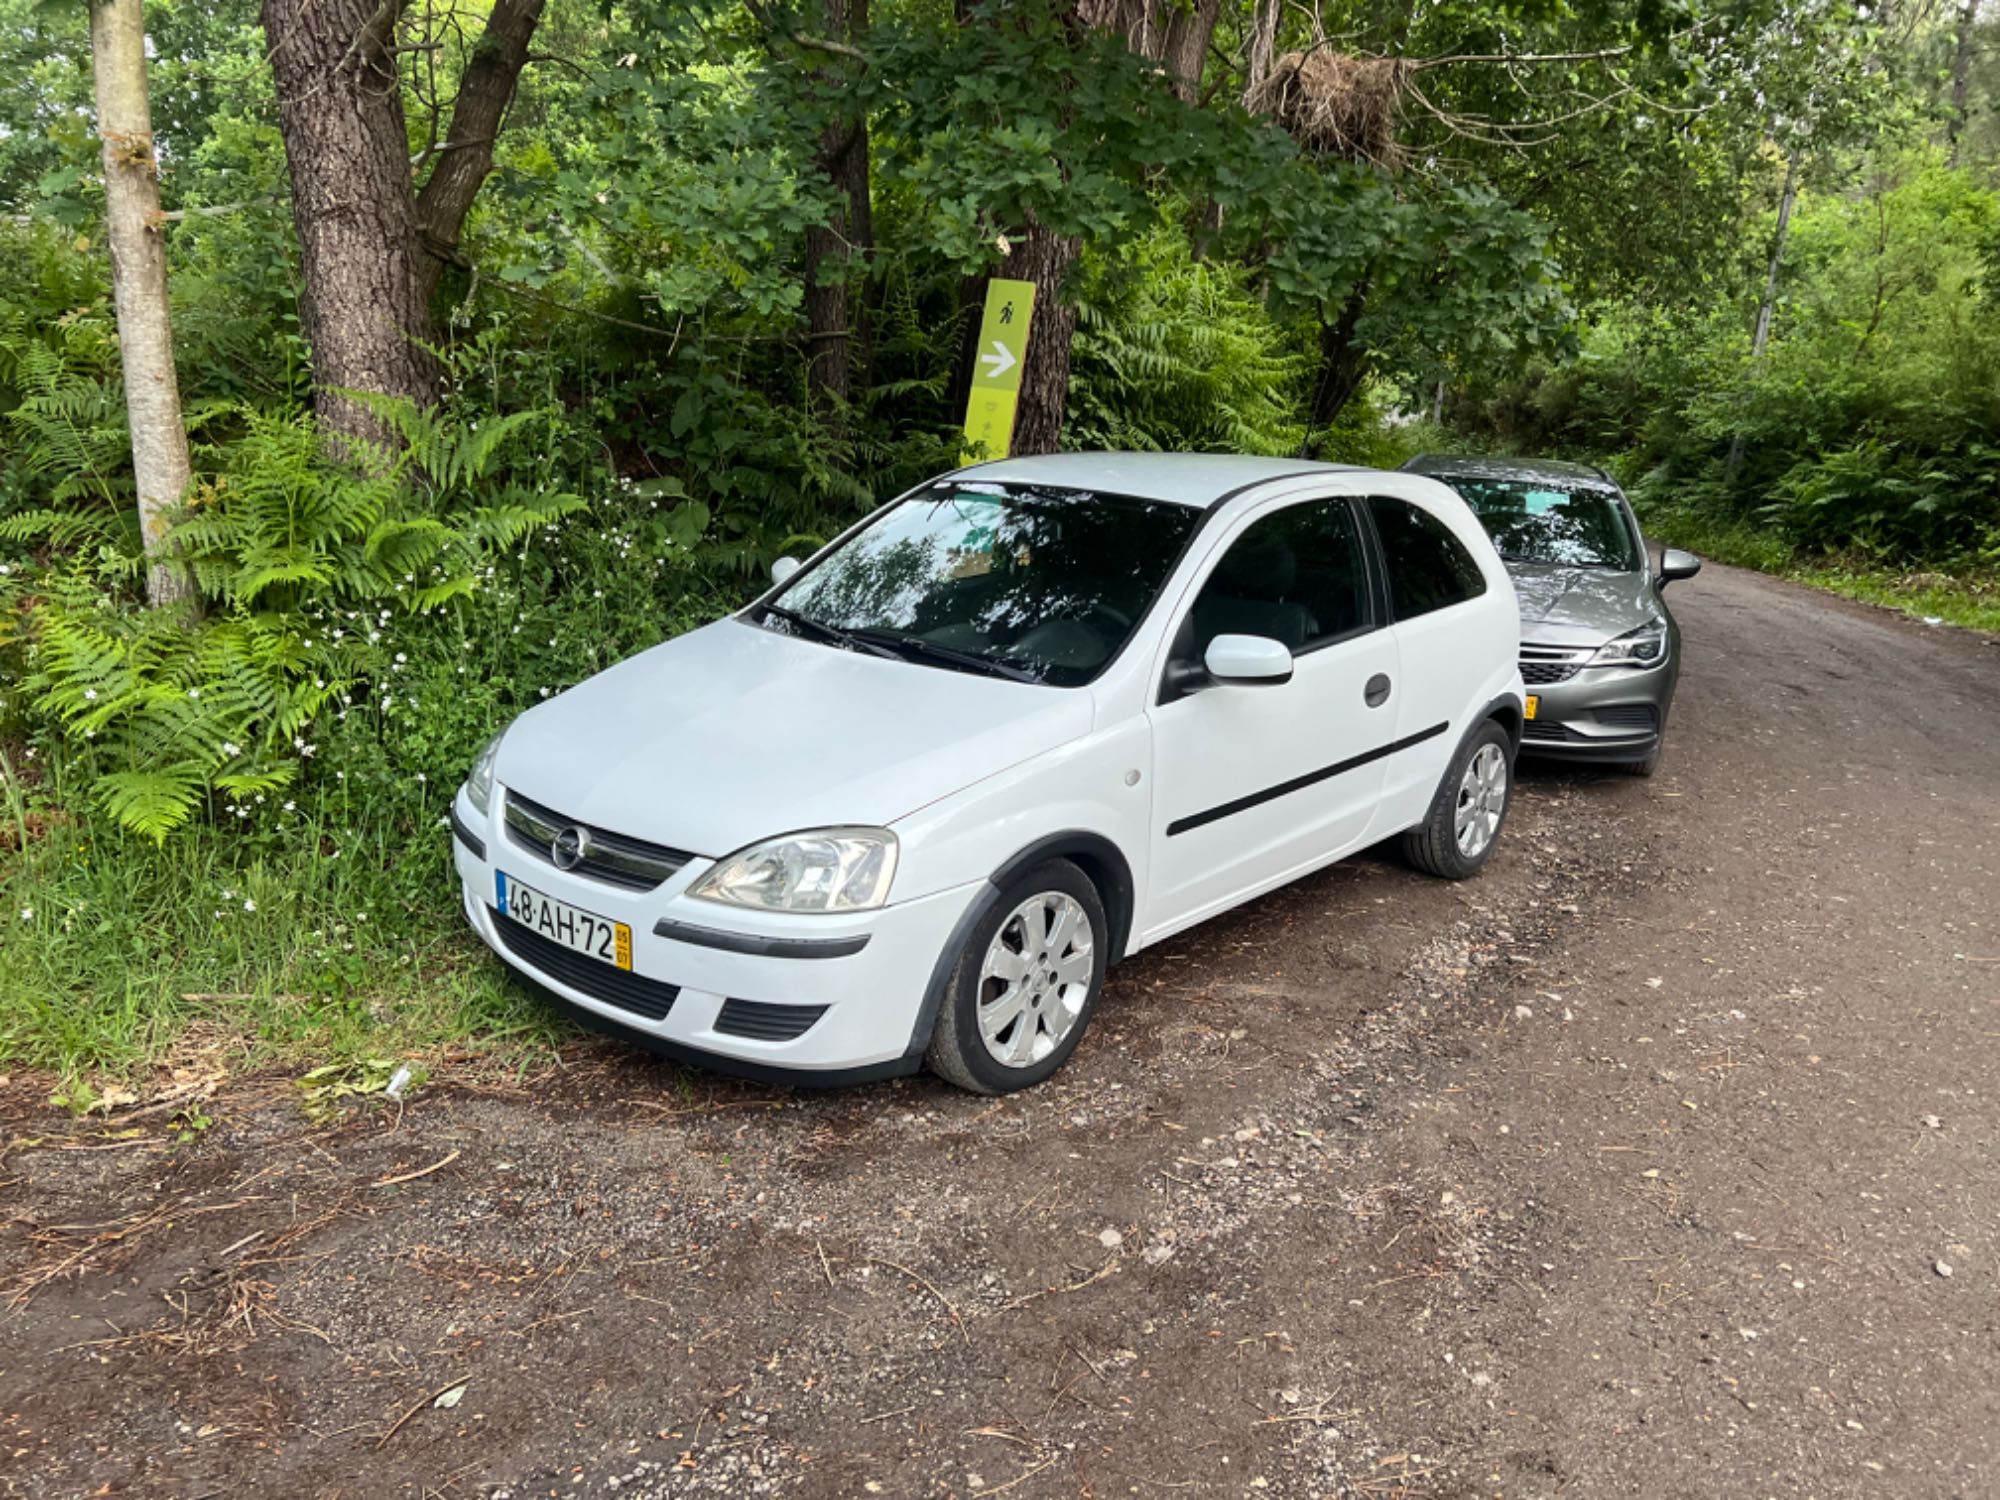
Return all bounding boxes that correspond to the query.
[851,628,1042,684]
[758,604,902,661]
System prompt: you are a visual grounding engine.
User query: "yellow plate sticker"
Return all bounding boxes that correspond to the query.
[614,922,633,971]
[1524,694,1539,720]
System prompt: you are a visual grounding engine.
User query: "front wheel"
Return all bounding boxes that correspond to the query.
[926,859,1107,1094]
[1402,719,1514,880]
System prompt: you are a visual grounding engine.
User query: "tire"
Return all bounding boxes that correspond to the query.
[1616,740,1663,777]
[926,858,1108,1094]
[1401,718,1515,880]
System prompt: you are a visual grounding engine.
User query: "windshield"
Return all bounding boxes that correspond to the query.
[758,483,1202,687]
[1441,477,1641,572]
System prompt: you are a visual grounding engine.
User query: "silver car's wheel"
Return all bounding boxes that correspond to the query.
[1454,742,1508,858]
[977,891,1095,1069]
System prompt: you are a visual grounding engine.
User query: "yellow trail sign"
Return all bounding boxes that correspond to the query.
[961,278,1036,464]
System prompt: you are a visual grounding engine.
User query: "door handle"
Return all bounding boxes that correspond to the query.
[1364,673,1392,708]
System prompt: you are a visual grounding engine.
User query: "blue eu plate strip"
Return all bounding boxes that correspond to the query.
[495,870,510,910]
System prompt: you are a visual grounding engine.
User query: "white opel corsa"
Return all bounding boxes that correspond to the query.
[452,455,1525,1093]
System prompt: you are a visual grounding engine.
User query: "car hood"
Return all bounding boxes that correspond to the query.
[492,617,1092,856]
[1506,561,1658,646]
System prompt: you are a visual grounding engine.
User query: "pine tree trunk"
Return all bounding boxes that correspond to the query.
[996,217,1080,456]
[262,0,439,444]
[803,0,872,422]
[89,0,191,609]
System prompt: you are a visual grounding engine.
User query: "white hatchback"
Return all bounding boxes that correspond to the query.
[452,454,1525,1093]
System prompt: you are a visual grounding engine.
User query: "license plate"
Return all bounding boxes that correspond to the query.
[1524,694,1539,720]
[495,871,632,971]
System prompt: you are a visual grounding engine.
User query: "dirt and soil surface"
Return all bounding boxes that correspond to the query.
[4,563,1998,1500]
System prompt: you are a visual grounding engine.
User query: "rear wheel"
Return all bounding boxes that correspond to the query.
[1402,719,1514,880]
[926,859,1107,1094]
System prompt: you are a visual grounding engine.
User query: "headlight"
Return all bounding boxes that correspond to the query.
[1587,618,1669,669]
[464,729,506,817]
[690,828,899,913]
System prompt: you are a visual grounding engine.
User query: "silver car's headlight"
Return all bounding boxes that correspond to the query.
[464,729,507,817]
[691,828,899,913]
[1586,618,1669,670]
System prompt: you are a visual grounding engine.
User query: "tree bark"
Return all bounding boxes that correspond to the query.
[1244,0,1280,101]
[1726,145,1801,476]
[262,0,438,443]
[1948,0,1980,165]
[1158,0,1222,101]
[1303,283,1370,455]
[996,216,1080,456]
[89,0,192,608]
[803,0,872,420]
[412,0,546,305]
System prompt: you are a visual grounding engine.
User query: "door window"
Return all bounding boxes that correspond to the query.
[1366,496,1487,621]
[1186,498,1372,657]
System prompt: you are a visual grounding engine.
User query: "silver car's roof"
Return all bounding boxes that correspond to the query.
[956,452,1366,509]
[1402,452,1620,493]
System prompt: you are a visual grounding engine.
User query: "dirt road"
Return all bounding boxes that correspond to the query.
[4,564,1998,1499]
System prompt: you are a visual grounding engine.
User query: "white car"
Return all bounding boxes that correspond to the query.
[451,454,1525,1093]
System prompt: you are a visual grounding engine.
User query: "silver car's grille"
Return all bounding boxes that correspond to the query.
[1520,643,1592,686]
[503,790,695,892]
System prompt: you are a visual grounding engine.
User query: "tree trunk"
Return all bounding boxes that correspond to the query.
[1244,0,1280,101]
[803,0,872,421]
[996,217,1079,456]
[1158,0,1221,101]
[1726,146,1801,476]
[89,0,191,608]
[1303,284,1370,455]
[262,0,438,443]
[1948,0,1980,165]
[413,0,546,306]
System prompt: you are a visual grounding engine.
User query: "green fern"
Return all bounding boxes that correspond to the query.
[10,396,583,841]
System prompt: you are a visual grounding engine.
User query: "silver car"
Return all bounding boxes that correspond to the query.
[1402,455,1700,775]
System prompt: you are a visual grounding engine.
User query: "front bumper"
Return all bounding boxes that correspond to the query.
[1520,659,1675,762]
[451,790,981,1083]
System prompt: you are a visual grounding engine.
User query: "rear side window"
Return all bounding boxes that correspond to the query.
[1367,497,1487,621]
[1188,498,1371,655]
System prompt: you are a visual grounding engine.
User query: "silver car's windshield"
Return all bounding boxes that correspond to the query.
[1445,478,1641,572]
[759,483,1201,687]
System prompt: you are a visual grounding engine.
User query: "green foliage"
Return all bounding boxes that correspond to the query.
[1067,226,1306,456]
[5,374,585,840]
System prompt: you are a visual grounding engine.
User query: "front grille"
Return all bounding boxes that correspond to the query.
[504,791,694,892]
[495,913,681,1021]
[1592,704,1659,732]
[714,999,828,1042]
[1520,643,1590,686]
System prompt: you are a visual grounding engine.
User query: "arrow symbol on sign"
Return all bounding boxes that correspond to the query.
[978,340,1018,379]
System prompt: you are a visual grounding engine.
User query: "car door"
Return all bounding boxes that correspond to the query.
[1140,495,1401,940]
[1362,493,1497,825]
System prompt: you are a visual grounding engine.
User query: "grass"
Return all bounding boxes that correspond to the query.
[0,758,567,1097]
[1636,504,2000,636]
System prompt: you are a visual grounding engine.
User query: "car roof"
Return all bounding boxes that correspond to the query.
[955,452,1367,509]
[1402,452,1619,492]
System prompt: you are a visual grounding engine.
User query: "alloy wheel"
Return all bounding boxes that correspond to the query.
[1454,742,1508,858]
[976,891,1095,1069]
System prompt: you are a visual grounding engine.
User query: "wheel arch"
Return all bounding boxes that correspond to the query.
[900,829,1138,1064]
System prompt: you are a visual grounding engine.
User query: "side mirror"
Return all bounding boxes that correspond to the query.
[770,555,802,586]
[1203,633,1294,686]
[1657,548,1702,589]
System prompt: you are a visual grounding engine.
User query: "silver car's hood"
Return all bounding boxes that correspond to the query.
[1506,561,1658,646]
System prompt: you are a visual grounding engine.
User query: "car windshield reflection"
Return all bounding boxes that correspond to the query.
[1446,478,1641,572]
[758,483,1201,686]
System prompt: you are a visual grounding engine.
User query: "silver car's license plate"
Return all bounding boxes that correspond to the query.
[495,871,632,970]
